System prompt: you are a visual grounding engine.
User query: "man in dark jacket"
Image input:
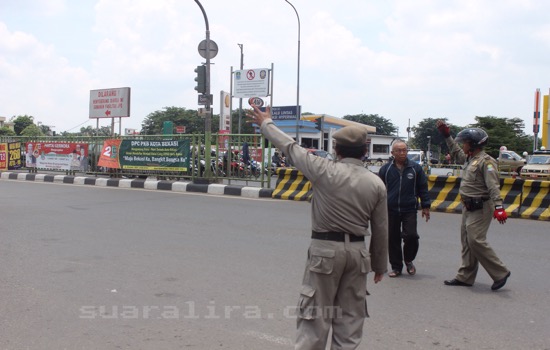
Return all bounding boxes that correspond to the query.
[379,140,431,277]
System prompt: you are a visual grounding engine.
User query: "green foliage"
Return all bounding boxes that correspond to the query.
[410,116,532,159]
[20,124,43,137]
[140,106,221,135]
[10,115,34,135]
[471,116,531,157]
[230,109,256,134]
[38,124,53,136]
[342,114,397,135]
[0,126,16,136]
[411,118,464,158]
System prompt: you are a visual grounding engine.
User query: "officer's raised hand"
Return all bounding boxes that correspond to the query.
[246,104,271,126]
[436,120,451,138]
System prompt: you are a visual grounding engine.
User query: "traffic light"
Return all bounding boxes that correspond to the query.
[194,65,206,93]
[314,117,323,131]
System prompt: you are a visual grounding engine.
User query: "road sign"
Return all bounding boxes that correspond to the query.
[260,106,301,120]
[198,94,213,105]
[233,68,269,98]
[89,87,131,119]
[198,108,211,117]
[248,97,264,107]
[198,40,218,59]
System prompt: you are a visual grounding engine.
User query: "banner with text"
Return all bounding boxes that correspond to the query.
[25,142,88,171]
[89,87,131,119]
[0,142,22,170]
[98,139,190,171]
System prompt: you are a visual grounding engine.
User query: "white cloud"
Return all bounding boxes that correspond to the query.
[1,0,550,138]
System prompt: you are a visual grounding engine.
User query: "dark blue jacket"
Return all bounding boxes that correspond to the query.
[378,159,431,213]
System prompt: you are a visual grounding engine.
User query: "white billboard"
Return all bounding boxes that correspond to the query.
[89,87,131,119]
[233,68,269,98]
[220,91,231,131]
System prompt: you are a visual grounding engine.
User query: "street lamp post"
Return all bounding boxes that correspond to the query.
[284,0,301,144]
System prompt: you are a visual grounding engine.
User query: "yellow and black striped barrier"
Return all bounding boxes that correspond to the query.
[500,178,524,217]
[426,176,549,220]
[520,180,549,221]
[427,175,462,213]
[272,168,312,201]
[273,170,549,220]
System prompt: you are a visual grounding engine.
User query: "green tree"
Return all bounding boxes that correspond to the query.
[230,109,256,134]
[343,114,397,135]
[471,116,531,157]
[20,124,43,137]
[140,106,220,135]
[38,124,52,136]
[411,118,463,159]
[0,126,16,136]
[10,115,35,135]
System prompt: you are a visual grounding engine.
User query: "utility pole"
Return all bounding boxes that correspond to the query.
[238,44,244,134]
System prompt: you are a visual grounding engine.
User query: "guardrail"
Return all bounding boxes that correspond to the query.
[0,133,273,187]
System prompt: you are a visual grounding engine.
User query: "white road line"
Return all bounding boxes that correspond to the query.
[243,330,293,346]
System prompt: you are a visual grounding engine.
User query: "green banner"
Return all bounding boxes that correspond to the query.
[119,139,190,171]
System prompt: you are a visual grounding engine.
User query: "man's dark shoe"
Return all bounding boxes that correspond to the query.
[444,279,472,287]
[491,271,511,291]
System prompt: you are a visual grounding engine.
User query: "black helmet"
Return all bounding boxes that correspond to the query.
[455,128,488,148]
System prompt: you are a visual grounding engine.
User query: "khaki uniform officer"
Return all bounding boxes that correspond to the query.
[247,105,388,350]
[437,122,511,291]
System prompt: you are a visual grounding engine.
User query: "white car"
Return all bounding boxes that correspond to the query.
[520,149,550,180]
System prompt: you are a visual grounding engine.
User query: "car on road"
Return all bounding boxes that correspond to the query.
[407,149,425,165]
[307,149,335,161]
[498,150,526,173]
[520,149,550,180]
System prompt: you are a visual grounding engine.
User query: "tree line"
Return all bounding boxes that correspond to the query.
[2,108,535,159]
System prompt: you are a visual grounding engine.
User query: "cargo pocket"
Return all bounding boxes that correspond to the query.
[359,249,371,274]
[297,285,316,320]
[308,247,335,274]
[364,294,370,318]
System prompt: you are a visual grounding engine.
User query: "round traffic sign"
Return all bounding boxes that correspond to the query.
[198,40,218,59]
[248,97,264,107]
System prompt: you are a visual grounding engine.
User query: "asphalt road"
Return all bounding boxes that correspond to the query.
[1,180,549,350]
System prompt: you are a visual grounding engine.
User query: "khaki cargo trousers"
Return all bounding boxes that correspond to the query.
[456,200,509,285]
[295,237,371,350]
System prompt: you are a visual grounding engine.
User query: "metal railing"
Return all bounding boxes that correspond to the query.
[0,133,273,187]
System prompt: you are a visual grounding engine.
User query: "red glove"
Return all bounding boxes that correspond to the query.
[493,205,507,224]
[437,121,451,138]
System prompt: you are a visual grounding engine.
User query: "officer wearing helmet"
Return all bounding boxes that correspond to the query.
[436,120,511,291]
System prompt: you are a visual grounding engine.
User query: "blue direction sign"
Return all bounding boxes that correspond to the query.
[260,105,301,120]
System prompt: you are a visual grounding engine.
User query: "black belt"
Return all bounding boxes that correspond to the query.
[311,231,365,242]
[461,196,489,202]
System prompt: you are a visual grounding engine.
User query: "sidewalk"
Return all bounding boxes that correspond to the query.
[0,170,275,199]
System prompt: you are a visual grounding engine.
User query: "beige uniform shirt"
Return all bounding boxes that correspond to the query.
[445,137,503,206]
[260,119,388,274]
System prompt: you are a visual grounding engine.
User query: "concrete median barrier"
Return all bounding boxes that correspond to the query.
[272,168,312,201]
[519,180,550,221]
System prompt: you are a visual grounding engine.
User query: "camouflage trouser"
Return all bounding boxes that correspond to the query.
[295,237,370,350]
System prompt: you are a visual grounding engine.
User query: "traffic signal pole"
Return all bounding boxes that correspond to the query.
[194,0,212,178]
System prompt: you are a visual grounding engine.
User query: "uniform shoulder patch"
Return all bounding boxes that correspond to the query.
[487,164,495,172]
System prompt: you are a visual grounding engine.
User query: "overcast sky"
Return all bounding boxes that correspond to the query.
[1,0,549,136]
